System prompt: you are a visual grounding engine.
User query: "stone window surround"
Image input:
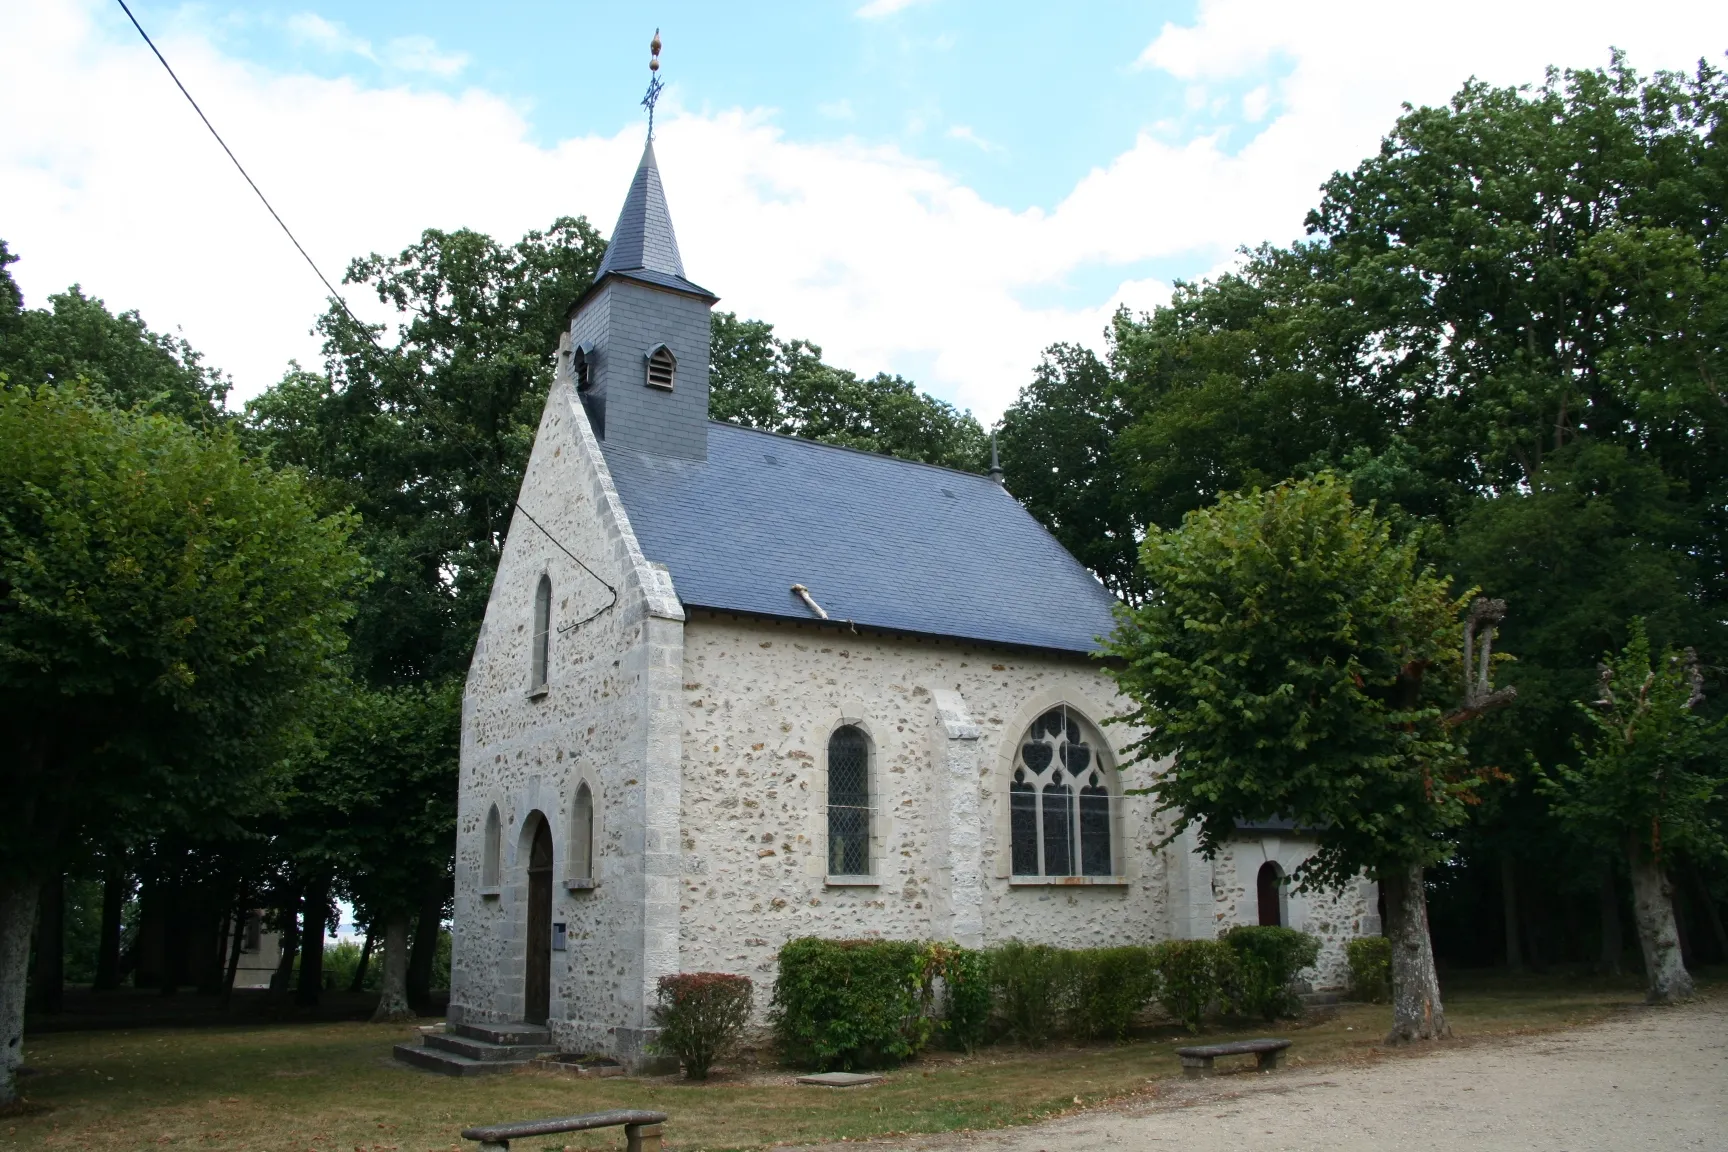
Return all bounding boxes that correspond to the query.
[992,690,1132,887]
[528,567,553,700]
[564,764,604,891]
[480,800,504,898]
[814,706,887,888]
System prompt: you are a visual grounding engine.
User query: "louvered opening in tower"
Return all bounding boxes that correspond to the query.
[646,344,676,390]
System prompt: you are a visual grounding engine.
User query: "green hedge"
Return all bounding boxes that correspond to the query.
[1346,936,1392,1002]
[1148,939,1234,1033]
[771,938,931,1070]
[1223,926,1320,1022]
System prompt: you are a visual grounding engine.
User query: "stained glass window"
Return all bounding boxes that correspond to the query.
[1009,706,1114,878]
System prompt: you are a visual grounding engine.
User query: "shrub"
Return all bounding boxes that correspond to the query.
[925,942,991,1054]
[650,972,754,1080]
[772,938,929,1070]
[1222,926,1320,1021]
[1150,939,1235,1033]
[1070,946,1160,1040]
[1346,936,1392,1003]
[988,940,1071,1046]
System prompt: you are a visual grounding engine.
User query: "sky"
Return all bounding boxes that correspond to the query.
[3,1,1727,422]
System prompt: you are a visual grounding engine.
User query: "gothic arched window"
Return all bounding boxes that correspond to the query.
[571,781,595,885]
[530,574,552,693]
[482,804,502,891]
[1010,706,1114,878]
[827,725,871,876]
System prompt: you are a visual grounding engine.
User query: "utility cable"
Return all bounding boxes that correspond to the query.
[113,0,618,622]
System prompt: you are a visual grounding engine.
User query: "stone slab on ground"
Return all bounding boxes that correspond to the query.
[797,1072,885,1088]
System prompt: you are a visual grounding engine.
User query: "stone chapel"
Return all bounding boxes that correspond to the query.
[431,137,1378,1072]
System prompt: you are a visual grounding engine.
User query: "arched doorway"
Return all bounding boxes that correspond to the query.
[524,813,553,1025]
[1257,861,1284,927]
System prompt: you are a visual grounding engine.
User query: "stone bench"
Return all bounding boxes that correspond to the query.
[461,1108,668,1152]
[1176,1038,1291,1077]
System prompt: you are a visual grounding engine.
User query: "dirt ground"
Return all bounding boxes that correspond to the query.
[797,995,1728,1152]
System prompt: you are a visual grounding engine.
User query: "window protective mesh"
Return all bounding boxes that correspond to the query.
[827,725,871,875]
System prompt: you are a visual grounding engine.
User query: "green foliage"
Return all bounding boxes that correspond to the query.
[1107,476,1474,888]
[1068,946,1161,1041]
[1222,926,1321,1022]
[771,938,930,1070]
[0,386,364,880]
[923,942,990,1054]
[709,312,989,473]
[1346,937,1392,1003]
[0,240,229,423]
[986,939,1068,1046]
[1147,940,1235,1034]
[319,939,382,992]
[1541,622,1726,863]
[651,972,755,1080]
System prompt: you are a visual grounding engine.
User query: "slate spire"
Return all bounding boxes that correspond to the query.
[596,140,687,282]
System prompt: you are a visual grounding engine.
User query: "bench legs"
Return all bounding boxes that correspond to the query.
[1180,1055,1213,1078]
[1256,1049,1283,1072]
[476,1143,509,1152]
[627,1123,664,1152]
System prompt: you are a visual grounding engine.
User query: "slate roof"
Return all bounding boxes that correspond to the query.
[590,141,715,301]
[601,422,1121,654]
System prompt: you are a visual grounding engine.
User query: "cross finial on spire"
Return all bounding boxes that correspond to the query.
[641,29,665,140]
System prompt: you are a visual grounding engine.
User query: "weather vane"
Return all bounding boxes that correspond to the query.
[641,29,664,140]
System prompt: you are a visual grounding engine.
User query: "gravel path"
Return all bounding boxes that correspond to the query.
[819,997,1728,1152]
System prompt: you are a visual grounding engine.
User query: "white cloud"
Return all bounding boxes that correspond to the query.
[381,34,468,78]
[3,1,1725,425]
[945,123,1001,152]
[855,0,934,18]
[286,12,370,58]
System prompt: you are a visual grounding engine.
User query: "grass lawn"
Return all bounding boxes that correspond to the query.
[1,973,1693,1152]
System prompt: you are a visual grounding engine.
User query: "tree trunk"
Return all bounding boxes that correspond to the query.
[268,897,300,996]
[1626,834,1694,1004]
[1380,861,1449,1043]
[31,873,64,1015]
[93,858,127,991]
[349,926,376,994]
[295,876,330,1008]
[370,913,414,1023]
[1597,864,1623,976]
[221,902,248,1008]
[405,876,446,1013]
[1499,853,1523,972]
[0,876,42,1106]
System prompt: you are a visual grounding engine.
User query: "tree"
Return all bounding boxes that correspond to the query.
[709,311,989,472]
[0,386,363,1103]
[1542,623,1724,1002]
[1106,476,1511,1042]
[0,240,230,423]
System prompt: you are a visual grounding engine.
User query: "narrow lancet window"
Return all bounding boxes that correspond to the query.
[827,725,871,876]
[482,805,502,889]
[572,782,595,883]
[531,574,551,692]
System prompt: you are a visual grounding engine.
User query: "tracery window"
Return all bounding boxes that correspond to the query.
[827,725,871,876]
[1010,706,1114,878]
[531,574,552,692]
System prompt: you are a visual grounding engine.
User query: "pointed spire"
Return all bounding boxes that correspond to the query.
[596,140,687,282]
[989,429,1005,486]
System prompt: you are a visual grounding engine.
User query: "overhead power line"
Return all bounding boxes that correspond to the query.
[112,0,617,623]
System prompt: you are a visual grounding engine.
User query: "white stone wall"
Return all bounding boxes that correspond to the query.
[672,612,1175,1010]
[1207,836,1380,992]
[453,336,684,1063]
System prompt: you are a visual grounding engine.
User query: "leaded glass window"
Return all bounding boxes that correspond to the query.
[827,725,871,875]
[1010,706,1114,878]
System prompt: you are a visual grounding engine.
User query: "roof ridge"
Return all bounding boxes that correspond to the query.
[708,419,995,483]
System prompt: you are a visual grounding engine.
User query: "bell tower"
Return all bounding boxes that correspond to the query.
[568,33,717,461]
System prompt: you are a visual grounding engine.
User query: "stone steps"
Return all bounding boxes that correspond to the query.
[393,1021,557,1076]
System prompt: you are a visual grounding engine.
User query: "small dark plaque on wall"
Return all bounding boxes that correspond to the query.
[552,922,568,951]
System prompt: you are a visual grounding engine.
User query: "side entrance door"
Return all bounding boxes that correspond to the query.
[525,815,553,1025]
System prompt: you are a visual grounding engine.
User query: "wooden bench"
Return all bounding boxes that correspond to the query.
[1175,1038,1291,1077]
[461,1108,668,1152]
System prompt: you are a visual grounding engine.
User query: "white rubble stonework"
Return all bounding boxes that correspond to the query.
[449,341,1372,1067]
[448,137,1376,1071]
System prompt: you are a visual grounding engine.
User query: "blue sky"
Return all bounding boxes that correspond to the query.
[7,2,1726,418]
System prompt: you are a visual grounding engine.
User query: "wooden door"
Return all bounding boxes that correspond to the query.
[525,816,553,1024]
